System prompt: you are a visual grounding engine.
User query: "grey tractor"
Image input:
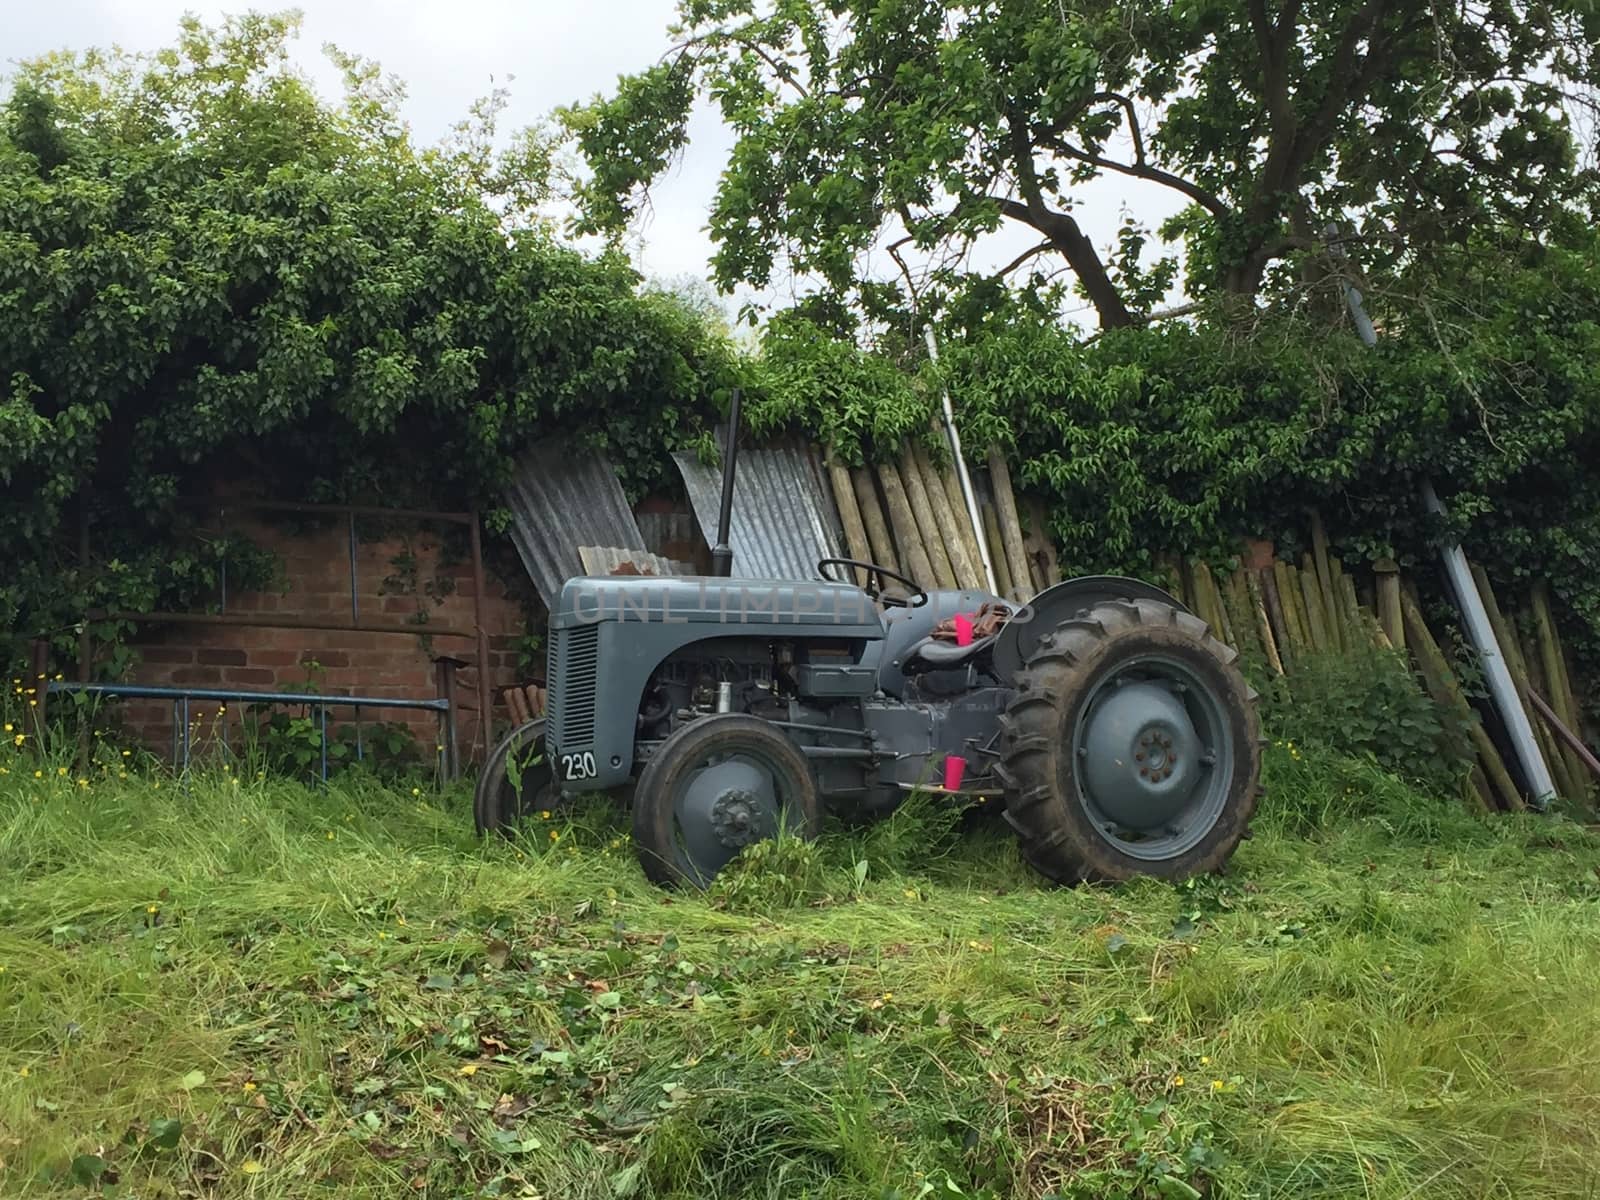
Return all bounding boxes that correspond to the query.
[476,404,1259,888]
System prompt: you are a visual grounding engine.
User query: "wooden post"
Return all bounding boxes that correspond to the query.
[1218,568,1259,661]
[877,459,936,586]
[1191,561,1235,647]
[849,467,899,572]
[937,461,987,590]
[899,445,956,589]
[1530,581,1587,789]
[1337,575,1363,646]
[1373,557,1404,650]
[913,444,977,588]
[980,502,1014,600]
[1309,512,1343,651]
[826,454,874,567]
[1261,565,1297,670]
[985,446,1032,602]
[1245,570,1285,675]
[1292,566,1331,652]
[1023,497,1063,589]
[1401,588,1525,811]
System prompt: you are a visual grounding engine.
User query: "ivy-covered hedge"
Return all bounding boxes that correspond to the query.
[1,17,733,664]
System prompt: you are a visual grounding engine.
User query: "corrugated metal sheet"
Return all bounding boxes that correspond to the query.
[672,435,843,580]
[578,546,695,577]
[504,443,653,604]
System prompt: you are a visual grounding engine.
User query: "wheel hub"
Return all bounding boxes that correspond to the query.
[674,758,782,881]
[710,789,765,848]
[1080,680,1203,831]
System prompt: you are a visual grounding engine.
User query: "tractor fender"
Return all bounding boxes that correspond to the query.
[990,575,1192,683]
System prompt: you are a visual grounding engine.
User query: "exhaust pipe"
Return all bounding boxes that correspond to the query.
[709,388,742,577]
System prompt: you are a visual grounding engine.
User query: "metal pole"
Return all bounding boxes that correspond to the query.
[319,703,328,783]
[349,512,362,762]
[1423,482,1556,807]
[924,327,997,594]
[710,388,742,578]
[436,658,461,781]
[468,512,494,758]
[1331,222,1554,810]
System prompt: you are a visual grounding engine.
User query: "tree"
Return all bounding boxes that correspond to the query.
[0,13,733,656]
[563,0,1600,329]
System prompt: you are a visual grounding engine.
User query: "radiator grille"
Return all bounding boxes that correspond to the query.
[552,625,600,746]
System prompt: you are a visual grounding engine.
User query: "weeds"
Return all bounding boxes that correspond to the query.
[2,739,1599,1198]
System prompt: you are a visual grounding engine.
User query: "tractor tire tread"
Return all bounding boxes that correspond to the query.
[998,598,1260,885]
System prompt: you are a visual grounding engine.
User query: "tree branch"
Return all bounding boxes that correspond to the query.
[992,239,1055,279]
[1039,135,1231,219]
[1248,0,1296,145]
[991,111,1134,328]
[1089,91,1147,165]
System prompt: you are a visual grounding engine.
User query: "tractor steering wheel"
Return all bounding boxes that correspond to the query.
[816,557,928,609]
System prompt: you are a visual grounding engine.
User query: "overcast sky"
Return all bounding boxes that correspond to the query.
[4,0,1181,325]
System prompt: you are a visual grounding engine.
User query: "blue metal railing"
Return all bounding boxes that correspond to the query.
[46,682,452,782]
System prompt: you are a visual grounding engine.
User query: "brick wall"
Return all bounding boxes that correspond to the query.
[120,513,533,766]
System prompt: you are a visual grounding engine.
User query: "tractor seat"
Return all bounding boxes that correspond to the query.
[903,631,1001,671]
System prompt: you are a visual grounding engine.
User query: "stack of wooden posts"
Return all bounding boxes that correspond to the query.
[820,433,1591,813]
[1163,514,1592,813]
[821,429,1060,601]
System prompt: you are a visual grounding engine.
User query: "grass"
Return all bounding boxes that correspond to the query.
[2,742,1600,1198]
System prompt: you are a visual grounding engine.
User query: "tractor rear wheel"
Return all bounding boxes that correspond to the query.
[632,714,822,889]
[999,598,1260,883]
[474,719,561,835]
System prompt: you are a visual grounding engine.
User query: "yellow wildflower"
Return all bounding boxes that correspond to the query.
[1173,1075,1185,1087]
[57,766,67,776]
[1200,1056,1211,1065]
[1211,1079,1224,1091]
[549,830,560,842]
[326,831,334,840]
[243,1081,257,1092]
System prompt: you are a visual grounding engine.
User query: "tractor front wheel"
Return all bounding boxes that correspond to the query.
[632,715,822,889]
[999,598,1260,883]
[474,719,562,835]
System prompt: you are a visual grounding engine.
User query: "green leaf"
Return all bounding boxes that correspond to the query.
[146,1117,183,1150]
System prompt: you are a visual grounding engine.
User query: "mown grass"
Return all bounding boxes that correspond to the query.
[2,744,1599,1199]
